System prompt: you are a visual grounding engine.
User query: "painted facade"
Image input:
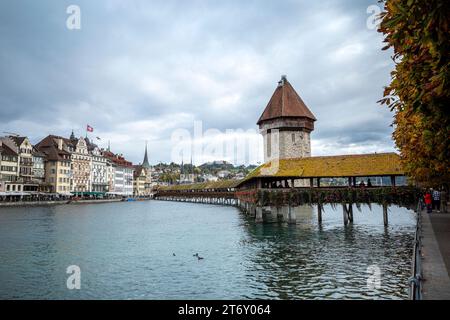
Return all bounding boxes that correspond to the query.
[71,137,92,192]
[0,140,19,192]
[35,136,72,194]
[91,146,108,192]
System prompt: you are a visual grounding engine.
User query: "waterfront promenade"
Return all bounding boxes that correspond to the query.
[0,198,151,207]
[421,211,450,299]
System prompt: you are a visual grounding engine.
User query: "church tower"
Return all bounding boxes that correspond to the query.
[142,141,151,169]
[258,75,316,162]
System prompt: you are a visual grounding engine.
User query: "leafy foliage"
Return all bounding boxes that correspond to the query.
[256,187,420,208]
[378,0,450,186]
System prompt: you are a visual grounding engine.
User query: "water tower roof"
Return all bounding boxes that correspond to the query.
[257,75,316,125]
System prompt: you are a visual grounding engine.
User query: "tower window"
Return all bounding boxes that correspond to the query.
[292,133,295,143]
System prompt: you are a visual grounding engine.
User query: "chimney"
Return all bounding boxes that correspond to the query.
[278,75,287,87]
[57,138,63,150]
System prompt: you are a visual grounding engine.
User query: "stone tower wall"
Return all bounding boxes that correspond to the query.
[261,128,311,163]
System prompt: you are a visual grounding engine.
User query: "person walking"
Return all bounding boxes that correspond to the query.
[440,188,448,213]
[424,191,433,213]
[432,189,441,212]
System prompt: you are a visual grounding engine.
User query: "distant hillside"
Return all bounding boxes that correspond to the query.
[199,160,234,171]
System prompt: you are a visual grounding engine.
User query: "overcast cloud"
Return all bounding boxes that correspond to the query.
[0,0,396,165]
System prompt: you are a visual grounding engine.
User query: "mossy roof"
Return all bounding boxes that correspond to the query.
[239,153,404,185]
[158,179,241,191]
[157,153,404,191]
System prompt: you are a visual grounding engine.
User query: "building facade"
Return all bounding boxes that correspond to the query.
[0,146,2,192]
[35,136,72,194]
[133,166,147,196]
[123,166,134,196]
[103,151,134,196]
[9,136,39,191]
[32,148,46,189]
[71,137,92,192]
[90,146,108,192]
[133,144,152,196]
[0,140,19,192]
[106,157,115,193]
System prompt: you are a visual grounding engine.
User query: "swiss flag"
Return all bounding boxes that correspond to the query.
[87,125,94,132]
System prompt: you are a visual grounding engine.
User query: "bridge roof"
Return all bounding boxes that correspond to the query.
[238,152,405,186]
[158,179,241,191]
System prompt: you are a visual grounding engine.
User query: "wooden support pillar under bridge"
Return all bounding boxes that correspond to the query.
[154,186,413,227]
[157,196,384,227]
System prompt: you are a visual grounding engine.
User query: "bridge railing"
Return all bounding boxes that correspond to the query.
[154,188,236,199]
[409,199,423,300]
[254,186,420,208]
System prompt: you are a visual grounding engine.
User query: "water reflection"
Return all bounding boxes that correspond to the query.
[240,204,414,299]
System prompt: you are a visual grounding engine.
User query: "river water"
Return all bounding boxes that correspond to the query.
[0,200,415,299]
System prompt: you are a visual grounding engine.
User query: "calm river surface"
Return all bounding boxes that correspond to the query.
[0,201,415,299]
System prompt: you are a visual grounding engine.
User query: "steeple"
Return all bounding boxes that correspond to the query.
[142,141,151,169]
[70,130,76,140]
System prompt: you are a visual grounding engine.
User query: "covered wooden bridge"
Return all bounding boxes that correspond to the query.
[155,180,240,206]
[154,153,420,225]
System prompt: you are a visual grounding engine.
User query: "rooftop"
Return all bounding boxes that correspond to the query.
[158,179,240,191]
[0,142,18,157]
[8,136,27,147]
[239,152,404,185]
[257,75,316,125]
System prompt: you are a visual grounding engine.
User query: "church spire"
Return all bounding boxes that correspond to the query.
[70,130,76,140]
[142,141,151,168]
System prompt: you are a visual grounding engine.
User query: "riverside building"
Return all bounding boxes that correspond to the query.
[35,136,72,195]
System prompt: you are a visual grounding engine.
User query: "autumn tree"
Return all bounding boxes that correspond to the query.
[378,0,450,187]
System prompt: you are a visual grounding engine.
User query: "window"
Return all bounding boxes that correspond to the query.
[292,133,295,143]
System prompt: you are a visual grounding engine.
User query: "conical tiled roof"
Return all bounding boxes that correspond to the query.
[257,76,316,125]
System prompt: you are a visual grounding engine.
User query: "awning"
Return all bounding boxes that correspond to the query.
[71,191,106,196]
[0,192,31,196]
[57,192,73,196]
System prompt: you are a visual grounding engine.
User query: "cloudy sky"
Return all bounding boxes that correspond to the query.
[0,0,396,165]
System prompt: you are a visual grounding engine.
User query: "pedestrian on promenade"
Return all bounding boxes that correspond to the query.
[424,190,433,213]
[440,188,448,213]
[432,188,441,212]
[367,179,373,187]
